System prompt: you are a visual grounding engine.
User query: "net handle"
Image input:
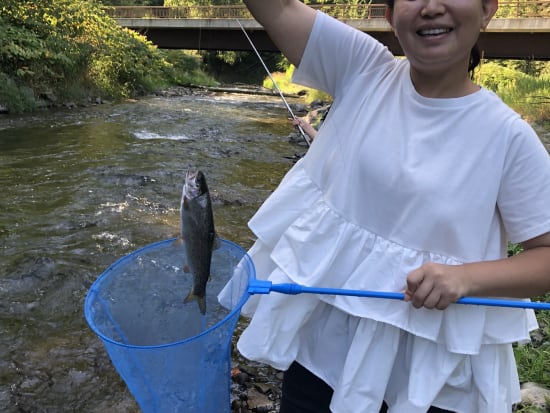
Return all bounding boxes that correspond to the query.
[248,279,550,310]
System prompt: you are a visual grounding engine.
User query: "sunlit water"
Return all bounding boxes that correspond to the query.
[0,91,303,412]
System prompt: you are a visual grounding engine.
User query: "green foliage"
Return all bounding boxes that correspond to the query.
[200,50,281,84]
[165,0,242,5]
[87,25,169,98]
[508,242,524,257]
[478,62,550,123]
[263,68,332,105]
[159,50,217,86]
[0,72,36,112]
[100,0,163,5]
[0,0,217,112]
[515,341,550,385]
[495,0,550,18]
[509,243,550,398]
[478,62,528,92]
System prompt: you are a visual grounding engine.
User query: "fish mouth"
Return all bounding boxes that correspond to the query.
[186,168,200,182]
[417,27,452,37]
[184,168,201,199]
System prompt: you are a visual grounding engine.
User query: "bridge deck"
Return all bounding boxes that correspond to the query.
[108,2,550,60]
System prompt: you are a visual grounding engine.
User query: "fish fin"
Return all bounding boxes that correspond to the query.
[198,297,206,314]
[212,234,221,250]
[184,291,206,315]
[183,264,190,273]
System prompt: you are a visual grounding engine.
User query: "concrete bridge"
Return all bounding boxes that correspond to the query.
[107,2,550,60]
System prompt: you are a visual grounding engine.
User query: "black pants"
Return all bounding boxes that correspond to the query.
[280,362,455,413]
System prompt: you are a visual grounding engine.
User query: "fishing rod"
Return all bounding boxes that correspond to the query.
[236,19,311,147]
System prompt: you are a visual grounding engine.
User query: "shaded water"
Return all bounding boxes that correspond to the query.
[0,91,301,412]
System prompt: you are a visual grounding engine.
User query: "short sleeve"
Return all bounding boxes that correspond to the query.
[498,118,550,243]
[292,11,394,98]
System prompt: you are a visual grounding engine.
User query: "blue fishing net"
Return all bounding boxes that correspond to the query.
[84,238,254,413]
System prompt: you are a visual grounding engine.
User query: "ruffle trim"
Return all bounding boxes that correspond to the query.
[235,270,522,412]
[245,161,537,354]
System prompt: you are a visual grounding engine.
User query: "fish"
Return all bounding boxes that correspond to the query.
[179,168,218,314]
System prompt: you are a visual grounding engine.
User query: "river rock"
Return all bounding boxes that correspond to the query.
[246,388,275,412]
[520,382,550,408]
[40,90,57,103]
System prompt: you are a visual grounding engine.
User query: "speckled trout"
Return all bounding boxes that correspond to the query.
[179,168,218,314]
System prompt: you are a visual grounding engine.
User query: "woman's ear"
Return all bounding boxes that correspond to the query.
[385,6,395,35]
[481,0,498,29]
[385,7,393,26]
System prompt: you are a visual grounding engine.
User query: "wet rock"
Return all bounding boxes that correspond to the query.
[246,388,274,412]
[520,382,550,409]
[283,152,306,162]
[154,87,194,97]
[0,388,11,408]
[230,361,282,413]
[232,367,249,385]
[289,103,308,116]
[254,382,275,394]
[41,90,57,103]
[210,190,245,206]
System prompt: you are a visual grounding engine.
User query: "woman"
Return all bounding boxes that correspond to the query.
[225,1,550,411]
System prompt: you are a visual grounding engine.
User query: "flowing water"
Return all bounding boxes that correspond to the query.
[0,90,304,412]
[2,91,548,413]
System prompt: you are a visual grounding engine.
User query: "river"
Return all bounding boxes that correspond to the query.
[0,90,304,412]
[1,91,549,413]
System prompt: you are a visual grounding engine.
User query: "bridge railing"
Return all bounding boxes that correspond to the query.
[104,1,550,20]
[495,0,550,17]
[103,5,251,19]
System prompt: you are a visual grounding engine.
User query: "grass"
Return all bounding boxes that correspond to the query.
[262,67,331,104]
[264,62,550,125]
[515,307,550,385]
[478,62,550,125]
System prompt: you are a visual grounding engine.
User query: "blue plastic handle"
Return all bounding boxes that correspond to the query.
[247,279,550,310]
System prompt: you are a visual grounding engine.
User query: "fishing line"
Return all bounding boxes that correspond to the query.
[236,19,311,147]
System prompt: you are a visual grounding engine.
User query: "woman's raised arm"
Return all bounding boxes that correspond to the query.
[244,0,316,66]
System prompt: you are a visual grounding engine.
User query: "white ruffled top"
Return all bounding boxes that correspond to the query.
[219,11,550,413]
[242,160,538,351]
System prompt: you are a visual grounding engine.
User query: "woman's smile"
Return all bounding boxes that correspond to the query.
[387,0,497,90]
[416,26,453,37]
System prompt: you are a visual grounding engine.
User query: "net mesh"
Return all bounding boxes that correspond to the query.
[85,238,254,413]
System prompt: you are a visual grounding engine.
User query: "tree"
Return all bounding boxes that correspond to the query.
[0,0,170,110]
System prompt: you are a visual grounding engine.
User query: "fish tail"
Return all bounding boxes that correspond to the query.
[184,291,206,314]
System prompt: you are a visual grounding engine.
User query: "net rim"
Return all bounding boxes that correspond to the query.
[84,237,254,349]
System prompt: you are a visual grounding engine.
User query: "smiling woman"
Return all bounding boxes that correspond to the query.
[385,0,498,96]
[385,0,491,77]
[223,0,550,412]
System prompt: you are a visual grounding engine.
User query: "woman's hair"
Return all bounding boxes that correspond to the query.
[384,0,481,76]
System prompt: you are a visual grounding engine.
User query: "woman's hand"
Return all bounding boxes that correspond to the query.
[290,117,318,141]
[405,263,469,310]
[406,232,550,310]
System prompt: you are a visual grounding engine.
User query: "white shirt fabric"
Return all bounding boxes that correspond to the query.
[219,11,550,413]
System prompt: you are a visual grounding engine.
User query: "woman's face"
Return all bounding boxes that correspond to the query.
[387,0,497,73]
